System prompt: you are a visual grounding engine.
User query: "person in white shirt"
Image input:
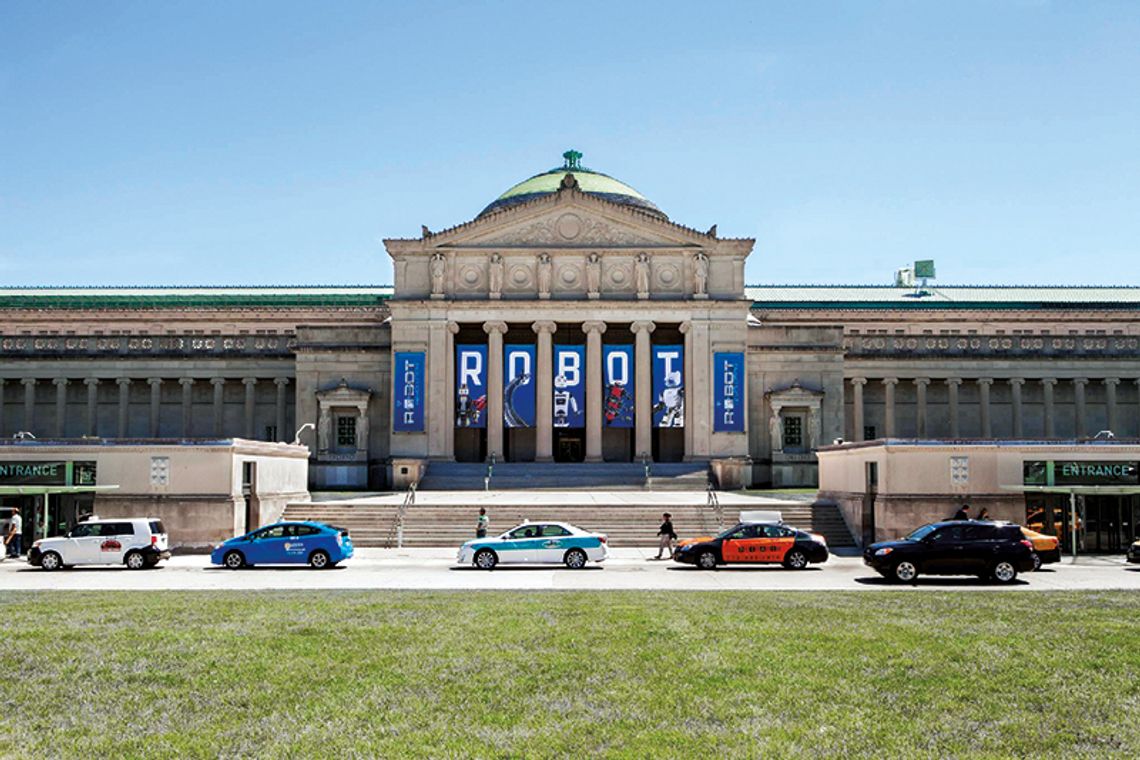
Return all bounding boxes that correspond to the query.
[4,508,22,558]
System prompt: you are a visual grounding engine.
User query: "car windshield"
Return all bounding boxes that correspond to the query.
[717,524,746,540]
[905,524,939,541]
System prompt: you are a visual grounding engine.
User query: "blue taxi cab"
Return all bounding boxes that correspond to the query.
[211,521,352,569]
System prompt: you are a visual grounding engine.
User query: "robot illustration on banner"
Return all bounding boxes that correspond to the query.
[604,381,633,426]
[503,372,532,428]
[455,383,487,427]
[553,374,579,428]
[652,371,685,427]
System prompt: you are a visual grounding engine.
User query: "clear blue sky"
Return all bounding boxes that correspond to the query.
[2,1,1138,287]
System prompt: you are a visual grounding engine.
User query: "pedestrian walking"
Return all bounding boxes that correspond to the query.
[4,507,22,559]
[475,507,489,539]
[976,507,991,521]
[952,504,971,521]
[655,512,677,559]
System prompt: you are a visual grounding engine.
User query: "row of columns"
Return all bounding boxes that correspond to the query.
[478,319,663,463]
[0,377,291,440]
[849,376,1137,440]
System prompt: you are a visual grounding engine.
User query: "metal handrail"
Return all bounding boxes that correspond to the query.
[642,453,651,487]
[707,482,724,530]
[391,481,416,549]
[484,454,495,491]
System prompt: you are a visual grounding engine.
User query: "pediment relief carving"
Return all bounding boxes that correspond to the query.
[464,209,675,247]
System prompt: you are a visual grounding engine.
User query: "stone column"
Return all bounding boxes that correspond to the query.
[1042,378,1056,438]
[242,378,258,439]
[147,378,163,437]
[882,378,898,438]
[582,320,607,462]
[914,378,929,437]
[22,378,36,433]
[532,321,557,462]
[275,378,289,442]
[179,379,195,437]
[946,378,961,438]
[1073,378,1088,438]
[446,322,460,460]
[53,378,69,437]
[631,320,656,460]
[483,321,508,461]
[211,378,226,436]
[1105,378,1120,435]
[850,378,866,441]
[978,378,993,438]
[1009,378,1024,438]
[116,378,131,437]
[84,378,99,436]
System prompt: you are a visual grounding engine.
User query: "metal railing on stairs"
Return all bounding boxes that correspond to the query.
[484,454,495,491]
[707,483,724,530]
[386,482,416,549]
[642,453,651,488]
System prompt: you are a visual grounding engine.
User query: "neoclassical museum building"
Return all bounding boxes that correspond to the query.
[2,152,1139,545]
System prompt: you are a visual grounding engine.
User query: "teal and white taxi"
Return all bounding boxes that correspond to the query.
[458,521,608,570]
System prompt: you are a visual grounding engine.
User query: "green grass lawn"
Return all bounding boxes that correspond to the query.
[2,592,1138,758]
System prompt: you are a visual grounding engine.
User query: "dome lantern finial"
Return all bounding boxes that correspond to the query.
[562,149,583,170]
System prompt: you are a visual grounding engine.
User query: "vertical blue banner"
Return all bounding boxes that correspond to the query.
[455,344,488,428]
[713,352,744,432]
[603,345,635,428]
[652,345,685,428]
[553,345,585,428]
[393,351,425,432]
[503,344,536,428]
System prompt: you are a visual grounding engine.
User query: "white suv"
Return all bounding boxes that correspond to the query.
[29,517,170,571]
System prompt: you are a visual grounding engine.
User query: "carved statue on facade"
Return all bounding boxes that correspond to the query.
[355,409,368,451]
[317,409,331,453]
[585,252,601,298]
[635,252,651,299]
[537,253,552,298]
[692,251,709,297]
[769,411,784,454]
[430,252,446,296]
[488,253,503,299]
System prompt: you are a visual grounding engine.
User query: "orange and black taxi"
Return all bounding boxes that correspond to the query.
[1021,526,1061,570]
[673,522,829,570]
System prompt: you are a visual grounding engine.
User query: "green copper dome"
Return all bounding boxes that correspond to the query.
[478,150,666,220]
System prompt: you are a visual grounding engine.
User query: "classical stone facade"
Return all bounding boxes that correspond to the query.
[1,156,1138,491]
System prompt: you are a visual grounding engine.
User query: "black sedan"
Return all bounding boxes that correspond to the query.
[674,522,829,570]
[864,520,1035,584]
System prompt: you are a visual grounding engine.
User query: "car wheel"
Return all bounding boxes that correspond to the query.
[474,549,497,570]
[223,550,245,570]
[893,560,918,583]
[564,548,587,569]
[1031,553,1042,572]
[697,551,718,570]
[992,560,1018,584]
[308,550,330,569]
[783,549,809,570]
[40,551,63,571]
[125,551,146,570]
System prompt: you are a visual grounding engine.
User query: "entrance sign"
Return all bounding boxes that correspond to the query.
[0,461,68,486]
[393,352,425,432]
[553,345,585,428]
[504,344,536,428]
[602,345,635,428]
[1025,460,1139,487]
[652,345,685,428]
[713,352,744,432]
[455,344,488,428]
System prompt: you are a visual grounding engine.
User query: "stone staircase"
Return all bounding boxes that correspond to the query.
[417,461,709,491]
[281,497,856,549]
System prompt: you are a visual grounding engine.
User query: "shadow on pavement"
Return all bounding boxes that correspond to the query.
[449,565,604,572]
[854,575,1029,587]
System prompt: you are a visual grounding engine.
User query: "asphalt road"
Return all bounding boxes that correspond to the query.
[1,548,1137,591]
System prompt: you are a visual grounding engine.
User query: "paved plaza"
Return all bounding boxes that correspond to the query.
[1,548,1135,592]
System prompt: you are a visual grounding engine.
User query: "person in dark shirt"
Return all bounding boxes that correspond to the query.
[655,513,677,560]
[976,507,991,521]
[952,504,971,521]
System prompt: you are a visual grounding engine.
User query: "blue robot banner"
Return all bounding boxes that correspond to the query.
[652,345,685,428]
[455,344,487,428]
[393,351,425,432]
[503,344,536,428]
[553,345,585,428]
[713,352,744,433]
[603,345,635,428]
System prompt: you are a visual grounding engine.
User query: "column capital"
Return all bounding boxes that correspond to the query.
[83,378,100,387]
[849,377,867,387]
[482,321,508,336]
[21,378,37,387]
[52,378,69,387]
[274,377,290,387]
[1008,377,1025,387]
[977,378,994,388]
[1104,377,1120,387]
[945,378,962,388]
[210,377,226,387]
[1072,377,1089,387]
[881,377,899,387]
[147,377,163,387]
[116,377,132,387]
[1041,378,1057,387]
[630,320,656,335]
[447,321,461,335]
[581,321,607,335]
[531,320,557,335]
[678,321,692,335]
[179,378,195,388]
[913,377,930,387]
[242,377,258,387]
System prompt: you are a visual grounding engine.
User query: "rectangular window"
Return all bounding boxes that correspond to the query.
[264,425,277,442]
[336,416,357,448]
[863,425,877,441]
[783,416,803,449]
[150,457,170,486]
